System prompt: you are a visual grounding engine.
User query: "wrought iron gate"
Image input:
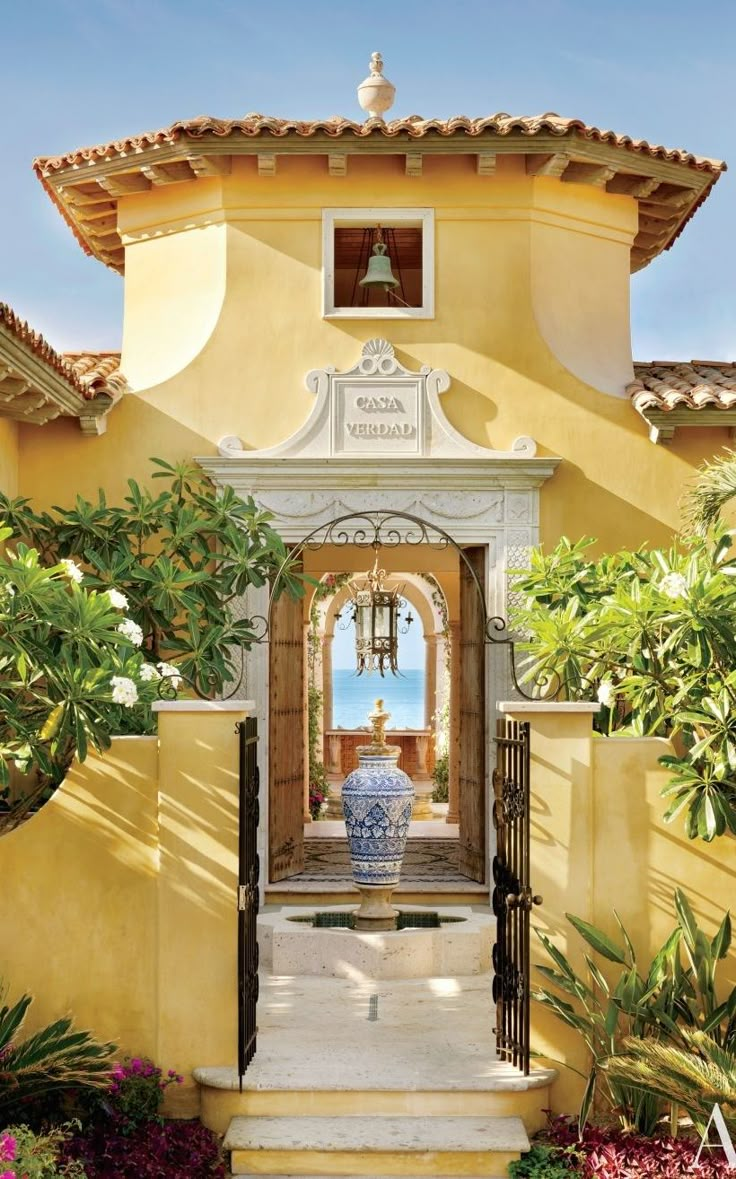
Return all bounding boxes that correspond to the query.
[492,718,542,1074]
[237,717,260,1086]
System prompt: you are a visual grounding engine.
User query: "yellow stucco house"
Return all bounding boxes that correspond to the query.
[2,64,735,1173]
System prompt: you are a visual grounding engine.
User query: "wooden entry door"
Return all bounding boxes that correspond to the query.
[268,585,305,882]
[458,545,487,883]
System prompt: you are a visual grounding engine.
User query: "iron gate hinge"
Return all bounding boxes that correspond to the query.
[237,885,248,911]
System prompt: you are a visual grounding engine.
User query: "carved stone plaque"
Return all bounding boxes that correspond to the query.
[333,379,421,455]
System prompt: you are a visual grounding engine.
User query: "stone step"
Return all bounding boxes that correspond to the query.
[225,1113,529,1176]
[197,1071,555,1136]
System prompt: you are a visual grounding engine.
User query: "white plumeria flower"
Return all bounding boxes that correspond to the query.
[157,661,182,690]
[597,680,616,708]
[138,662,160,682]
[117,618,143,647]
[60,558,84,584]
[660,572,688,600]
[107,588,128,610]
[110,675,139,708]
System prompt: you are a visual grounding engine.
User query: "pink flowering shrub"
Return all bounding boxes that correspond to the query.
[0,1130,15,1179]
[103,1057,182,1133]
[58,1056,225,1177]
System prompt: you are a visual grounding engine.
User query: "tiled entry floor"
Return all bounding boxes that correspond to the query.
[299,837,469,885]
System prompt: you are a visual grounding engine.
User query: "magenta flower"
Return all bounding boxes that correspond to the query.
[0,1169,15,1179]
[0,1133,15,1162]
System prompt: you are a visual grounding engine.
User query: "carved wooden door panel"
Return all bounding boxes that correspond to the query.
[458,545,487,883]
[268,584,305,882]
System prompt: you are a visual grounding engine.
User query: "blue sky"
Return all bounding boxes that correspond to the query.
[2,0,735,358]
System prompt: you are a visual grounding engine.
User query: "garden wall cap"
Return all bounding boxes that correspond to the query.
[497,701,601,713]
[32,110,726,275]
[152,699,256,712]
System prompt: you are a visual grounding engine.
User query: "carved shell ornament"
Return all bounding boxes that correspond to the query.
[359,338,400,376]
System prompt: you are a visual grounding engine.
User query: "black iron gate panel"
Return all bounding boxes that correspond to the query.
[237,716,260,1087]
[492,718,542,1074]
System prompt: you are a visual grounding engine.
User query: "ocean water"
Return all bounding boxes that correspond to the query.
[332,667,425,729]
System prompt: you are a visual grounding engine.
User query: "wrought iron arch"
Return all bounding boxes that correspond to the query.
[260,508,553,700]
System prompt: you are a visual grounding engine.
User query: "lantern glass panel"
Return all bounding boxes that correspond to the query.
[373,603,390,637]
[355,602,372,641]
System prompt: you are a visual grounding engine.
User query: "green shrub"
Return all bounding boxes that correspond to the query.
[507,1143,574,1176]
[0,1123,87,1177]
[512,529,736,841]
[534,888,735,1134]
[431,750,449,803]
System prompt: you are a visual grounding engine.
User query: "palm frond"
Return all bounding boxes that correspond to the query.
[682,448,736,536]
[604,1030,736,1134]
[0,990,115,1121]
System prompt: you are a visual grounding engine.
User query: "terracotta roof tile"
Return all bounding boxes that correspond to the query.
[33,112,726,173]
[62,351,126,398]
[0,305,125,402]
[32,110,726,276]
[628,362,736,413]
[0,303,94,398]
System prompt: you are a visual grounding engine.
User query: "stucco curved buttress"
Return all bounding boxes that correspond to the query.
[529,179,637,398]
[119,181,227,392]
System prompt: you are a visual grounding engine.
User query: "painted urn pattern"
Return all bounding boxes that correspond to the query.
[342,699,414,887]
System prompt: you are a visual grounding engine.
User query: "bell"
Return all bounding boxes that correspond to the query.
[359,242,400,289]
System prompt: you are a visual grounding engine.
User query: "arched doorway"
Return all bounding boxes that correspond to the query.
[313,572,448,822]
[265,512,492,892]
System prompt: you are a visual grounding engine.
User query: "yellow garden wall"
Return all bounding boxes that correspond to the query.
[10,155,729,553]
[0,418,18,497]
[502,704,736,1115]
[0,702,253,1117]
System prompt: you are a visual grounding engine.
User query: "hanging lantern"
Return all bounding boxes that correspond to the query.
[348,549,404,676]
[359,227,400,293]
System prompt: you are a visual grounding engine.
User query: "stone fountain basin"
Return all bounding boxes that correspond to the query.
[258,906,493,980]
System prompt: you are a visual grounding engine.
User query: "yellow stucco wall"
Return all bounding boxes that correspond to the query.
[0,737,159,1054]
[0,417,18,496]
[12,155,729,551]
[0,704,251,1117]
[505,706,736,1114]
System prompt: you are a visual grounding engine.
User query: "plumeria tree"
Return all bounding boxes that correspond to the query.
[0,524,183,831]
[0,458,301,830]
[0,458,301,696]
[512,530,736,841]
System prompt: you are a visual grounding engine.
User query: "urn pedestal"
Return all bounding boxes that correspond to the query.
[342,700,414,930]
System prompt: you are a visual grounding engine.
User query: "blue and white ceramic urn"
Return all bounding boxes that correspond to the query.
[342,699,414,929]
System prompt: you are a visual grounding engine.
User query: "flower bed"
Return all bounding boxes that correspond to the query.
[61,1118,226,1178]
[509,1117,734,1177]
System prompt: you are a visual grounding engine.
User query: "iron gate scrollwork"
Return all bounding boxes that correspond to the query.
[237,716,260,1087]
[492,718,542,1074]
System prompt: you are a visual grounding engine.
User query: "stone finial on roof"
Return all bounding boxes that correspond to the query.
[357,52,396,121]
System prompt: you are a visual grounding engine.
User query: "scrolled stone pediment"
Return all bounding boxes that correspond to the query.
[216,338,536,461]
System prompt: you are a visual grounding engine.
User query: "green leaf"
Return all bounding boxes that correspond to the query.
[566,914,628,964]
[711,912,732,959]
[675,890,699,951]
[578,1066,597,1133]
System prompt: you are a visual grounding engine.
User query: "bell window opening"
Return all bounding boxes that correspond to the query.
[322,208,434,320]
